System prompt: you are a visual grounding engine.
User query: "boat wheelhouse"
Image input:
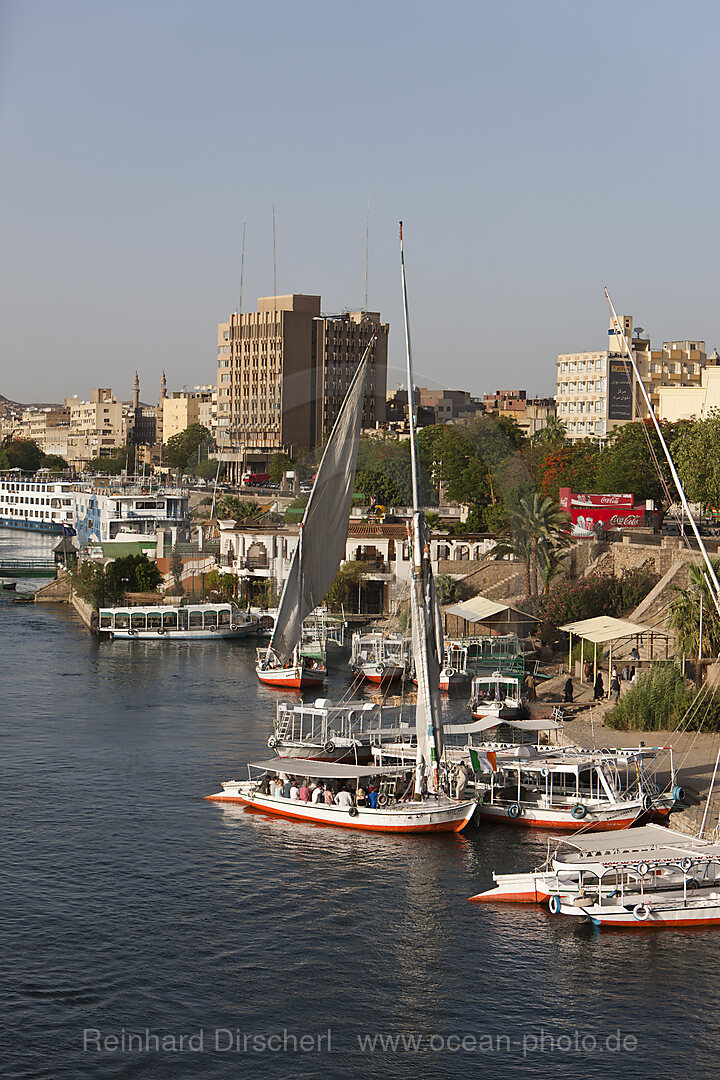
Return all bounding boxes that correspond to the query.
[98,602,256,640]
[350,631,410,685]
[469,670,527,722]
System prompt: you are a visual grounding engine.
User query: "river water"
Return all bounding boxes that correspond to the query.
[2,528,719,1079]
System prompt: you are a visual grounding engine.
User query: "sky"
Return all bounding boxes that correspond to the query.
[1,0,718,405]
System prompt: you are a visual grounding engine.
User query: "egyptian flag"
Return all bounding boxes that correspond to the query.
[469,748,497,774]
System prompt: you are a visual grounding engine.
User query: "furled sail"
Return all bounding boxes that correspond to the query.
[267,342,372,662]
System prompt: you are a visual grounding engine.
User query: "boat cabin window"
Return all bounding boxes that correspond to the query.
[163,611,178,630]
[189,609,203,629]
[114,612,130,630]
[218,607,231,627]
[147,611,162,630]
[204,610,218,628]
[178,609,189,630]
[131,612,146,631]
[99,613,113,629]
[551,771,578,793]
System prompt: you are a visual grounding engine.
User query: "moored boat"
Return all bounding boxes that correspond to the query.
[255,647,327,689]
[350,630,409,685]
[98,602,256,640]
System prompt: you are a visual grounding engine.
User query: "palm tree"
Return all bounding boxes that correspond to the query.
[217,496,267,524]
[531,415,566,447]
[668,561,720,658]
[491,492,571,596]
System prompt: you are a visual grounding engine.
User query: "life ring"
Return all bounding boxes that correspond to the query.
[378,793,389,807]
[324,741,335,755]
[348,806,359,817]
[507,803,521,819]
[347,710,357,723]
[209,625,216,632]
[157,627,165,635]
[446,667,455,678]
[680,857,693,873]
[128,628,137,636]
[267,736,277,748]
[633,904,650,922]
[541,767,549,778]
[638,862,650,876]
[672,785,685,802]
[571,804,587,820]
[230,624,238,631]
[548,895,562,915]
[643,794,653,811]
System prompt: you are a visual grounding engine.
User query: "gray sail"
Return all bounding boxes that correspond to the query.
[268,345,372,662]
[409,514,445,782]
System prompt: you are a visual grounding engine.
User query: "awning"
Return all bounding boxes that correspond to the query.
[559,615,666,643]
[247,757,410,778]
[444,597,539,622]
[444,716,562,736]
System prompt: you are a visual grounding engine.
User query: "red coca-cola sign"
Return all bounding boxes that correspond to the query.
[558,488,652,532]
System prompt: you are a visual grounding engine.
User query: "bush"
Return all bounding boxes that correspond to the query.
[604,662,720,732]
[538,567,658,633]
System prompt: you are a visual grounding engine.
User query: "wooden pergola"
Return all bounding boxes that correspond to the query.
[560,615,670,683]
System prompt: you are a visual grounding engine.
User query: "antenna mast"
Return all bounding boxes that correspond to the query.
[239,222,246,314]
[365,199,370,312]
[272,205,277,299]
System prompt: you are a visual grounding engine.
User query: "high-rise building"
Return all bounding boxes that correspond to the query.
[556,316,708,441]
[217,295,388,479]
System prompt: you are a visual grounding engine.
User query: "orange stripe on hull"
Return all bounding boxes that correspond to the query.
[594,916,720,930]
[468,890,539,903]
[256,675,325,689]
[204,794,469,833]
[475,812,639,831]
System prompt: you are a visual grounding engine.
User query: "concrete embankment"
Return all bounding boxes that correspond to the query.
[34,572,97,631]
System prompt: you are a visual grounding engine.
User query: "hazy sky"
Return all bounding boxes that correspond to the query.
[1,0,718,405]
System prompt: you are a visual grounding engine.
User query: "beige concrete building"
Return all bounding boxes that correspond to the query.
[66,389,127,468]
[217,295,388,479]
[556,316,708,440]
[656,350,720,420]
[162,386,215,443]
[21,406,70,457]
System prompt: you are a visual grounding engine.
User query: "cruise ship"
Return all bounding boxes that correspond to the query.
[0,474,189,546]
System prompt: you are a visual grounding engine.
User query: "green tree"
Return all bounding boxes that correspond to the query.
[531,415,566,447]
[673,411,720,508]
[165,424,213,473]
[269,452,294,484]
[492,492,571,596]
[217,496,267,523]
[84,448,128,475]
[325,561,367,611]
[0,438,44,472]
[417,425,490,506]
[595,420,676,505]
[104,554,163,601]
[169,546,184,595]
[40,454,69,472]
[668,561,720,658]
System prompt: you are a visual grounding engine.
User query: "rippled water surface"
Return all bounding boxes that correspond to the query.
[2,530,719,1079]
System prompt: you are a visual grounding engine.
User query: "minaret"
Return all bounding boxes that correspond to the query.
[157,371,167,445]
[132,371,140,411]
[159,370,167,402]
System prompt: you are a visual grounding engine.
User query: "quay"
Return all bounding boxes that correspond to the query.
[0,557,57,577]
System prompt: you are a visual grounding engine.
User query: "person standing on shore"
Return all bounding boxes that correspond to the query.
[593,672,604,701]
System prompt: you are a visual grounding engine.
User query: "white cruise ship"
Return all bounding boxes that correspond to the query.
[0,474,189,545]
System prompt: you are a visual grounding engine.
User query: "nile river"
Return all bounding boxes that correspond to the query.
[2,528,719,1079]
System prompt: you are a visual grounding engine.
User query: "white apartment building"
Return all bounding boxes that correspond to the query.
[556,316,707,441]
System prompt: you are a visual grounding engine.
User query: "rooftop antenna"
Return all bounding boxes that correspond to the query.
[364,197,370,312]
[239,222,246,315]
[272,205,277,299]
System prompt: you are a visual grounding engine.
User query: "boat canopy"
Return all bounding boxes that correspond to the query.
[555,824,719,858]
[248,757,409,779]
[444,716,562,735]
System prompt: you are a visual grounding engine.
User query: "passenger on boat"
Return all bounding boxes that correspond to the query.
[356,786,367,806]
[289,781,300,800]
[298,781,311,802]
[260,776,272,795]
[312,783,325,804]
[273,778,284,798]
[367,785,378,809]
[283,778,292,798]
[334,788,353,809]
[323,786,335,805]
[455,761,469,800]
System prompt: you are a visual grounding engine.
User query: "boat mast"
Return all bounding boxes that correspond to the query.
[605,290,720,613]
[399,222,444,795]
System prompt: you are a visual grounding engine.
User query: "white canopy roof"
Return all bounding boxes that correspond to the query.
[445,716,562,735]
[248,757,409,778]
[559,615,665,644]
[444,597,539,623]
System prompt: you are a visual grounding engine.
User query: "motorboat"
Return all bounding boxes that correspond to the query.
[350,631,410,685]
[98,602,256,640]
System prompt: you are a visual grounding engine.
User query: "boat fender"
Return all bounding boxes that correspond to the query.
[541,767,549,778]
[209,625,216,632]
[672,785,685,802]
[548,895,561,915]
[348,806,359,817]
[267,736,277,748]
[377,794,389,807]
[507,803,521,819]
[446,667,455,678]
[158,627,165,635]
[231,624,238,631]
[642,794,653,811]
[680,857,693,873]
[347,710,356,723]
[128,629,137,636]
[571,804,587,820]
[638,862,650,876]
[324,741,335,754]
[633,904,650,922]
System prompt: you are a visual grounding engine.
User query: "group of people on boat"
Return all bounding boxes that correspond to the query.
[258,773,403,809]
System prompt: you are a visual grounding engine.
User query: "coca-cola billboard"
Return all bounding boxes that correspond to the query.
[558,488,655,533]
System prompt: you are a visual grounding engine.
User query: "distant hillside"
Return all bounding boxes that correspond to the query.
[0,395,63,419]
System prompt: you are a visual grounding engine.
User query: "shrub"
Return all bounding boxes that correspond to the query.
[538,567,658,633]
[604,662,720,732]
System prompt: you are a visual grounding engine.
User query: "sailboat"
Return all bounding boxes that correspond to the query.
[205,225,477,833]
[253,339,374,689]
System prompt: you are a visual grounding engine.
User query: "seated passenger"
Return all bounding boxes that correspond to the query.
[283,778,292,799]
[298,781,310,802]
[334,787,354,809]
[323,786,335,805]
[356,786,367,806]
[312,783,325,804]
[273,778,284,798]
[367,785,379,809]
[289,781,300,800]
